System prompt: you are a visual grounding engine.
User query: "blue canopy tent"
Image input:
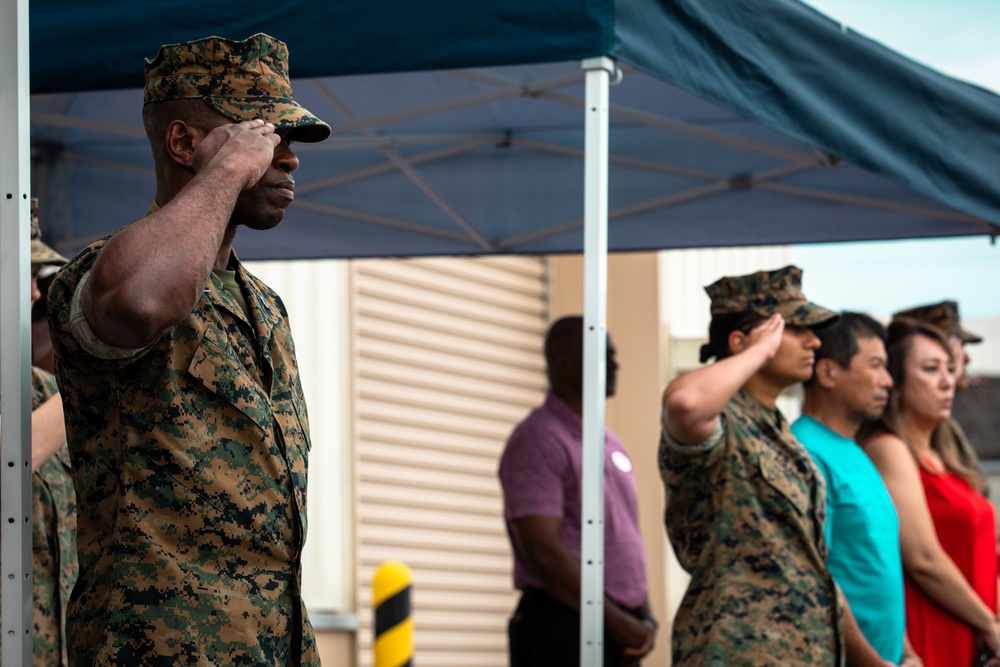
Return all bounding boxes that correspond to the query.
[22,0,1000,258]
[4,0,1000,664]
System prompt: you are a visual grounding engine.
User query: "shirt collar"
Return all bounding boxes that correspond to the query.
[544,391,580,424]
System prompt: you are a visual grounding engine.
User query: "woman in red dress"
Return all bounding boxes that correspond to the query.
[862,319,999,667]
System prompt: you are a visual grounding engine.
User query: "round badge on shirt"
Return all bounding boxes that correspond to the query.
[611,450,633,473]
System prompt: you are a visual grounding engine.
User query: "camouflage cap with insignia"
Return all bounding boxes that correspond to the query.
[892,300,982,344]
[143,33,331,143]
[705,264,839,328]
[30,198,68,266]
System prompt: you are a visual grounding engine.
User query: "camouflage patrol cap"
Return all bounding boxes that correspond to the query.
[705,265,838,327]
[892,300,982,344]
[144,33,331,143]
[30,198,68,266]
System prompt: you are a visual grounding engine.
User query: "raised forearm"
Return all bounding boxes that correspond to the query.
[662,344,770,443]
[84,120,281,349]
[85,166,242,347]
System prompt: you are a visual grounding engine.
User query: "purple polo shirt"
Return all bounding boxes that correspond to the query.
[498,392,648,609]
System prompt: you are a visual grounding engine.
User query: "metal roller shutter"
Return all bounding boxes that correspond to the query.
[353,256,548,667]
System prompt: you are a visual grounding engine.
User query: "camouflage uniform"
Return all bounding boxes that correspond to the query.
[29,369,77,667]
[48,239,318,666]
[0,200,77,667]
[659,266,844,666]
[45,34,329,667]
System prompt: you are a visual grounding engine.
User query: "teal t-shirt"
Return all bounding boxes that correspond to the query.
[792,415,905,663]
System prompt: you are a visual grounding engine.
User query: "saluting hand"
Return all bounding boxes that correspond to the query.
[742,313,785,361]
[192,119,281,190]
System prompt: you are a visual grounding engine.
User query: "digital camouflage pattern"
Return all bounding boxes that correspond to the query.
[47,238,319,666]
[659,389,844,666]
[0,368,78,667]
[30,198,68,266]
[143,33,331,143]
[892,299,982,344]
[705,265,839,328]
[29,369,77,667]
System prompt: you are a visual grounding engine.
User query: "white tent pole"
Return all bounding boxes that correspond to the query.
[1,0,36,664]
[579,55,614,667]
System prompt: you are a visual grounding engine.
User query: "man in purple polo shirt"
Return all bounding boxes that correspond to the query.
[499,316,656,667]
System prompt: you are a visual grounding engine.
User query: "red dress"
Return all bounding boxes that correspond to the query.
[906,459,998,667]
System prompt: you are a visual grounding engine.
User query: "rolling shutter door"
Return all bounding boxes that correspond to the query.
[353,256,547,667]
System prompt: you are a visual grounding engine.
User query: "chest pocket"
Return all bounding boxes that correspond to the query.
[757,443,812,516]
[187,334,272,435]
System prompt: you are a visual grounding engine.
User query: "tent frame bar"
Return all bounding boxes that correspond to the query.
[1,0,37,664]
[580,55,615,667]
[323,69,587,135]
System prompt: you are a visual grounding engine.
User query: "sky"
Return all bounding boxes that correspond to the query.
[789,0,1000,319]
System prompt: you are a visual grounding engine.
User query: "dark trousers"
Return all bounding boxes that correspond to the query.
[508,588,622,667]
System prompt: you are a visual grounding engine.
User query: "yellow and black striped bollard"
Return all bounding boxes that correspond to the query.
[373,561,413,667]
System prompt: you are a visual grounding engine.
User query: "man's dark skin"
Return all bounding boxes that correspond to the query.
[509,318,655,665]
[81,107,296,348]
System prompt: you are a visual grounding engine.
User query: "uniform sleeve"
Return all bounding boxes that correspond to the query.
[660,417,725,456]
[48,242,157,370]
[30,367,59,406]
[498,423,569,521]
[68,271,148,361]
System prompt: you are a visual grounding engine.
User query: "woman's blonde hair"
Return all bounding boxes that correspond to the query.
[860,318,986,494]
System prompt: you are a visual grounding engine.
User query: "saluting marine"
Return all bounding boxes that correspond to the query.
[659,265,845,665]
[47,34,330,666]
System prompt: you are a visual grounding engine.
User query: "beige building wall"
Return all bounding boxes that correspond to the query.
[350,256,549,667]
[315,631,356,665]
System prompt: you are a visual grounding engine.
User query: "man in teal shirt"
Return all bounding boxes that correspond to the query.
[792,312,919,666]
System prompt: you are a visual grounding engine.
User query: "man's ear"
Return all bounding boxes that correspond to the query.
[814,358,838,389]
[164,120,207,168]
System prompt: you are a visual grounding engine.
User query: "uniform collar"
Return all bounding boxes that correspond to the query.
[146,198,281,344]
[203,258,281,342]
[733,387,786,432]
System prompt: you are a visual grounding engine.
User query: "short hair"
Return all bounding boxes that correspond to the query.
[804,312,886,387]
[142,98,229,180]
